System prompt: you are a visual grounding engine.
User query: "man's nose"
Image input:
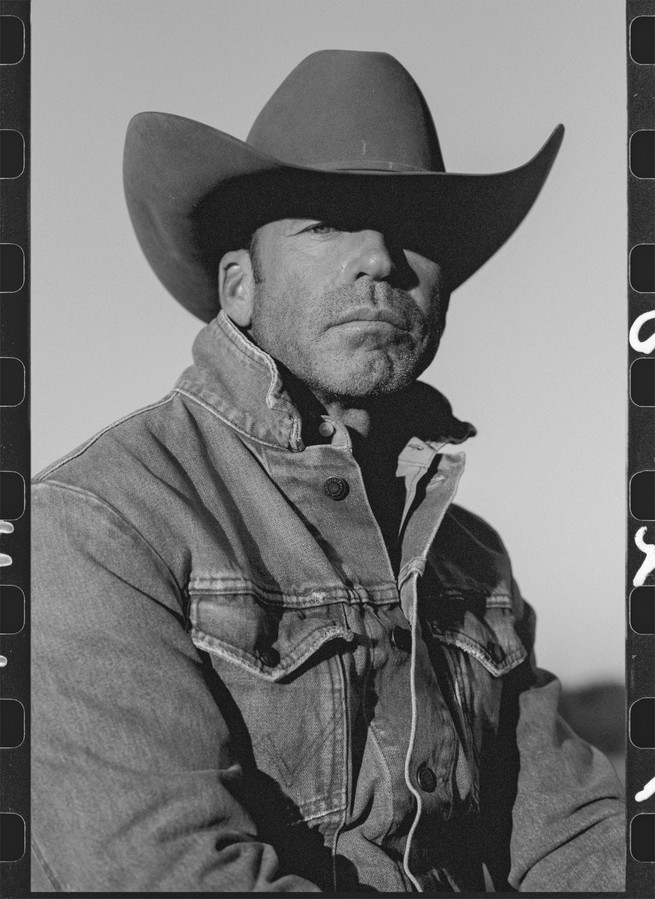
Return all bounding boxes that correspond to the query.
[342,230,394,282]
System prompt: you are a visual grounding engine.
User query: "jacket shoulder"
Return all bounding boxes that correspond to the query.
[445,503,510,557]
[33,392,182,486]
[427,503,515,602]
[31,389,238,591]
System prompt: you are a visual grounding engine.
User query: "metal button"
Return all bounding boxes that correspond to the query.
[417,764,437,793]
[486,641,505,664]
[257,646,280,667]
[323,477,349,500]
[318,420,335,437]
[390,625,412,652]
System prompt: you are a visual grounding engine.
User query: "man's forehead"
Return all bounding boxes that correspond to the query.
[257,213,432,238]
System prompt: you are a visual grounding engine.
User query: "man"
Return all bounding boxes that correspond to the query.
[32,51,624,893]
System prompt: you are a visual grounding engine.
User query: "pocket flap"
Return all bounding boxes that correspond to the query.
[189,589,353,682]
[425,593,528,677]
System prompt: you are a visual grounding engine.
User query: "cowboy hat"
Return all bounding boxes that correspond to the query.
[124,50,564,322]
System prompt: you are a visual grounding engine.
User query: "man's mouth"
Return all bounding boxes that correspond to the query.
[334,306,409,331]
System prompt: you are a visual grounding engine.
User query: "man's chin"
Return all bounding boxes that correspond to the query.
[311,358,422,403]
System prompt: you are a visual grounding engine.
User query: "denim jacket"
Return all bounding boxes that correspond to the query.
[32,311,625,893]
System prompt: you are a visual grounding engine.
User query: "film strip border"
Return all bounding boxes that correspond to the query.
[0,5,650,897]
[627,2,655,893]
[0,1,29,893]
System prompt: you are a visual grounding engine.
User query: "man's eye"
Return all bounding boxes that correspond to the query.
[305,222,336,235]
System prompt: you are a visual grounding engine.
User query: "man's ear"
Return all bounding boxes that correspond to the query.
[218,250,255,328]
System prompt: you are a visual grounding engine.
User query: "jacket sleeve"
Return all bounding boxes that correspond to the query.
[31,481,321,893]
[482,578,625,893]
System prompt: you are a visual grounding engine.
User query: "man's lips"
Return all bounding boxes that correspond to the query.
[332,306,409,331]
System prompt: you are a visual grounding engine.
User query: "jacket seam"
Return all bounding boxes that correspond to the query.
[402,569,424,891]
[188,576,399,606]
[365,702,399,848]
[33,393,178,481]
[301,802,349,824]
[31,836,70,892]
[331,649,350,890]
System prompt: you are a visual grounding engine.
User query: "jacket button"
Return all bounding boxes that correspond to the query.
[417,764,437,793]
[486,641,505,664]
[318,420,335,437]
[257,646,280,667]
[390,626,412,652]
[323,477,349,500]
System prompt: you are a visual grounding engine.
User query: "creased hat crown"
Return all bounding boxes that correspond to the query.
[247,50,445,173]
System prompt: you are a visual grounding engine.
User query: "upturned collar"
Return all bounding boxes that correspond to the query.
[175,310,476,453]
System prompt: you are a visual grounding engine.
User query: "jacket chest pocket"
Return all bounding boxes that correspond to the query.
[421,591,528,774]
[426,592,527,676]
[188,584,352,825]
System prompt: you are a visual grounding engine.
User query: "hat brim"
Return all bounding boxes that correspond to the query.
[124,113,564,322]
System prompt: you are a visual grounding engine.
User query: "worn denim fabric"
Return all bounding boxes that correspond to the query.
[32,311,625,892]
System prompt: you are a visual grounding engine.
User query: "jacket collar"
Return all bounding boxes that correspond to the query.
[175,310,476,452]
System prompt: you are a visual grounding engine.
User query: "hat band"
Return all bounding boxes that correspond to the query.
[308,158,436,174]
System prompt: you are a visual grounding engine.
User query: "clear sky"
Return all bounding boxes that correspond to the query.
[31,1,626,686]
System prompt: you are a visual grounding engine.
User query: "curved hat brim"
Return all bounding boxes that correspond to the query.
[124,113,564,322]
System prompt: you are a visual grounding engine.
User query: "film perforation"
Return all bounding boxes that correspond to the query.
[628,1,655,887]
[630,15,655,64]
[0,1,28,893]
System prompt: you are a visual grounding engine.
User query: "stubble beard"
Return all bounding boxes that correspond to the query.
[249,278,444,407]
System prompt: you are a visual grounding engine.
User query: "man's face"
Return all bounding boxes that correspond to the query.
[239,216,449,404]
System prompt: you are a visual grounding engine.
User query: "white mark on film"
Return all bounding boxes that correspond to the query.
[636,776,655,803]
[629,310,655,355]
[0,520,14,566]
[633,527,655,587]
